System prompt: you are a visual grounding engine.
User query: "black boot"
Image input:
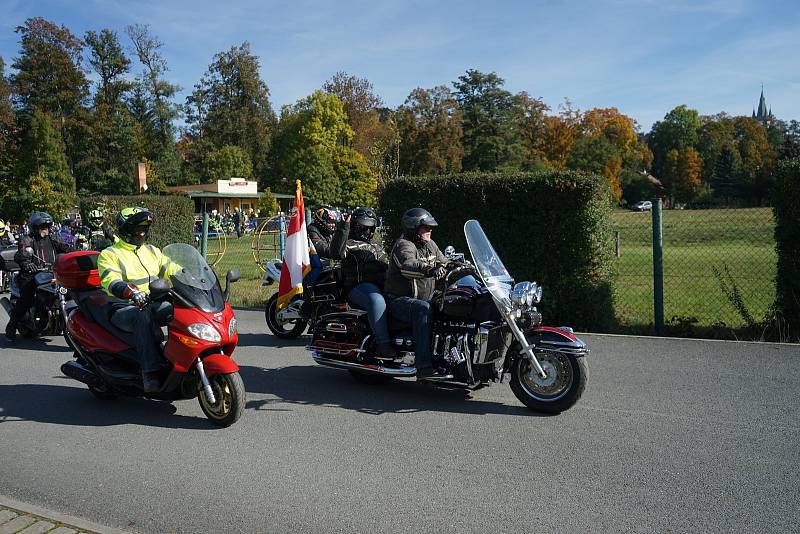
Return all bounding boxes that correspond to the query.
[5,320,17,342]
[375,343,398,359]
[141,371,160,393]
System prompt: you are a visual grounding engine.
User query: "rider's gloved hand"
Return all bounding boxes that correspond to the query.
[122,283,149,309]
[428,266,447,280]
[22,263,37,275]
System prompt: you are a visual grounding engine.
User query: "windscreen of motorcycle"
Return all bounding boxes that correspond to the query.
[464,220,513,310]
[162,243,224,312]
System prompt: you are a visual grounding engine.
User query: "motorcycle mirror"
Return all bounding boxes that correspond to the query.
[149,278,171,297]
[226,269,240,284]
[23,247,34,257]
[444,245,455,257]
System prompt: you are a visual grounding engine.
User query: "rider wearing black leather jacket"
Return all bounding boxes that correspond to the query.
[330,207,395,358]
[5,211,74,340]
[307,205,340,259]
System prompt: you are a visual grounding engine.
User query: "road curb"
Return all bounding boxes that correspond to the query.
[0,495,132,534]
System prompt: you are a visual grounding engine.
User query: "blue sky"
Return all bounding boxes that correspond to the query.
[0,0,797,131]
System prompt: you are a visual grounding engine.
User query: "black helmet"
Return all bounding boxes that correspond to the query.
[350,207,377,240]
[401,208,437,235]
[115,207,153,246]
[313,205,340,235]
[28,212,54,235]
[88,209,104,229]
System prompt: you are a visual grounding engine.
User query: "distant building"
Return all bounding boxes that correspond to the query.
[168,179,293,214]
[752,86,774,124]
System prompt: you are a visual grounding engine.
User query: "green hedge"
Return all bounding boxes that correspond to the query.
[378,171,616,330]
[773,158,800,335]
[79,194,194,249]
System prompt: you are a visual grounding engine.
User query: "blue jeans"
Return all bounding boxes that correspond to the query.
[110,301,170,373]
[387,297,432,369]
[347,283,390,345]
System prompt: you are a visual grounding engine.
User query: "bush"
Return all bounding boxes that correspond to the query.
[79,194,194,249]
[378,171,616,329]
[773,157,800,337]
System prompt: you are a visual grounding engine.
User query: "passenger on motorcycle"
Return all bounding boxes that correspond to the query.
[81,209,115,251]
[97,207,180,392]
[384,208,453,380]
[307,205,341,259]
[330,207,396,359]
[5,212,75,341]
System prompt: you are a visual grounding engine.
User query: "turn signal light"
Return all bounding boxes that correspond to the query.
[174,333,200,346]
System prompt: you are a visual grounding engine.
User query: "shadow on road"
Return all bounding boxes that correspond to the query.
[236,332,307,349]
[0,383,219,429]
[0,336,73,353]
[239,364,541,417]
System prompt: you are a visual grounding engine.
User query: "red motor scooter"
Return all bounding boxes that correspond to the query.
[55,243,245,426]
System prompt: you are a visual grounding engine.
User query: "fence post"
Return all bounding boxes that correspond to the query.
[200,212,209,259]
[652,198,664,333]
[278,213,286,259]
[614,231,621,257]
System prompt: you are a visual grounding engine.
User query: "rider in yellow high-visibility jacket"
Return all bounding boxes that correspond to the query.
[97,207,180,392]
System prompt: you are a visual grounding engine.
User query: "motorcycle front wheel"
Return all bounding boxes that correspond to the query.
[510,352,587,414]
[197,371,245,427]
[265,293,307,339]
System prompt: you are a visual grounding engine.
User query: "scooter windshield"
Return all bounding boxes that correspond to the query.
[464,220,513,310]
[162,243,224,312]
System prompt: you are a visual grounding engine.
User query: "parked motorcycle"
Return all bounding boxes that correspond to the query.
[0,244,18,293]
[56,243,246,426]
[0,248,65,338]
[305,220,589,414]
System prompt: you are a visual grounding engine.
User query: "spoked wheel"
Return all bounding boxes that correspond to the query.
[265,293,307,339]
[348,369,392,385]
[197,372,245,426]
[510,352,587,414]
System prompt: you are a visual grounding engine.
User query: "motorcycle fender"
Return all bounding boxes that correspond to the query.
[201,353,239,375]
[526,326,589,357]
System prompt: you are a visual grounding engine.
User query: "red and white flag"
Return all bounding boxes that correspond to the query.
[277,180,312,310]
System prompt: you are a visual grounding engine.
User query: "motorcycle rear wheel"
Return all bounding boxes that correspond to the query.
[265,293,307,339]
[197,371,245,427]
[510,353,587,414]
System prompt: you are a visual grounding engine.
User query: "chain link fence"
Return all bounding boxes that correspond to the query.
[611,206,777,333]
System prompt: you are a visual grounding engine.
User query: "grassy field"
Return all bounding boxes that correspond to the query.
[203,231,279,308]
[610,207,776,331]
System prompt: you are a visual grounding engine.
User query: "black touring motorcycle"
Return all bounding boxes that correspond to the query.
[267,220,589,413]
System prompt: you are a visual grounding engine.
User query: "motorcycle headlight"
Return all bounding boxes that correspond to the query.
[187,323,222,342]
[512,281,542,306]
[228,317,237,338]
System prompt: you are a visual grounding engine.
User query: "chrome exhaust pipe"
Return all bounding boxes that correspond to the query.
[311,352,417,377]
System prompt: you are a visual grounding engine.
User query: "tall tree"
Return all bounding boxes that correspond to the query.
[779,120,800,161]
[84,29,132,107]
[511,91,549,170]
[452,69,522,171]
[732,116,773,204]
[125,24,181,184]
[184,42,275,185]
[648,105,701,178]
[697,113,735,183]
[205,145,253,181]
[15,109,75,219]
[662,146,703,203]
[0,57,19,216]
[323,72,397,182]
[11,17,87,121]
[711,141,741,201]
[396,86,463,176]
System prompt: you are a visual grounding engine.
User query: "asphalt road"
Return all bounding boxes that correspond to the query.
[1,308,798,533]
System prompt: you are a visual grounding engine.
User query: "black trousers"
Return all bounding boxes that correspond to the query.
[10,279,36,322]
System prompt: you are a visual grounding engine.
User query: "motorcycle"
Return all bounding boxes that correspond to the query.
[0,248,66,338]
[0,244,18,293]
[56,243,246,426]
[305,219,589,414]
[262,258,343,339]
